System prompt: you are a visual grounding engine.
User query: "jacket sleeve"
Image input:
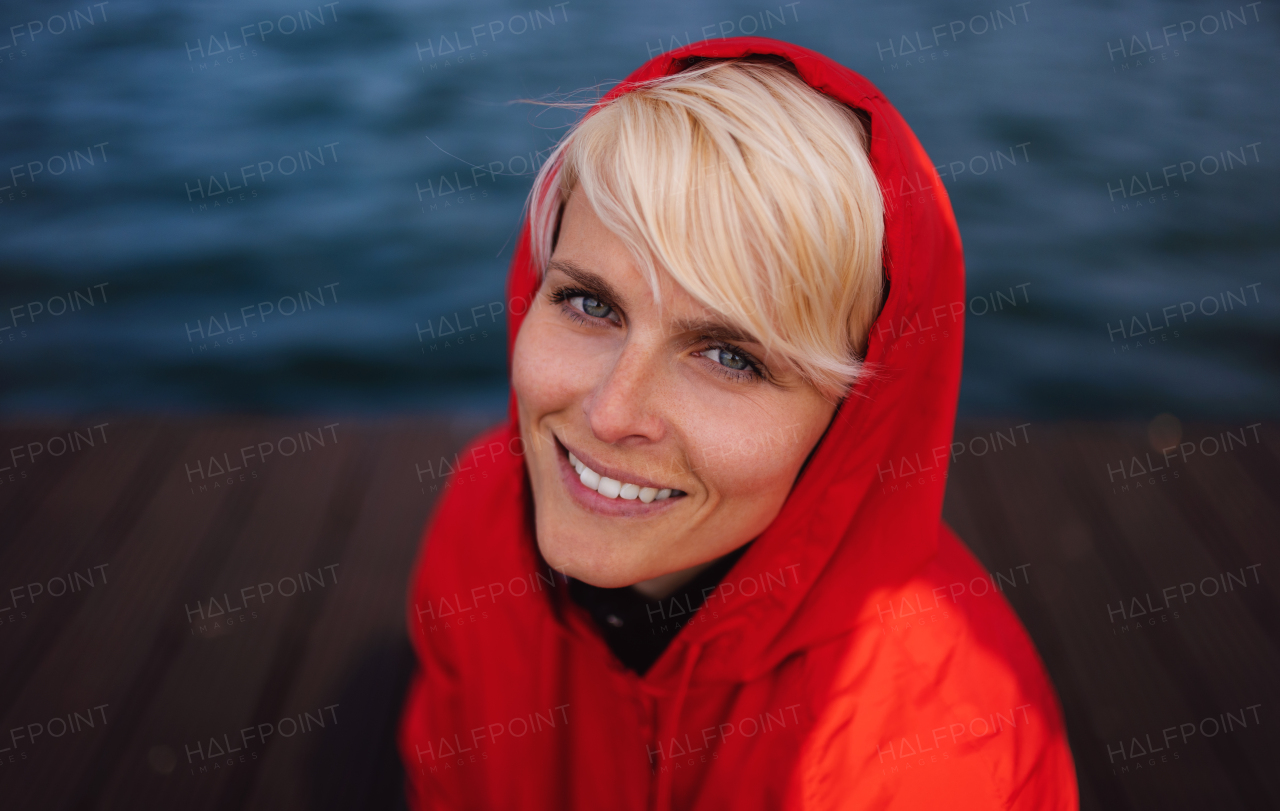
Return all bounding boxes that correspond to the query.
[789,576,1078,810]
[398,434,500,810]
[400,645,470,811]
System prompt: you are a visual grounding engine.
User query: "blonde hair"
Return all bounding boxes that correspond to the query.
[526,58,884,400]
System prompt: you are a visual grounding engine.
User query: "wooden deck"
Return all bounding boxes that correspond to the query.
[0,417,1276,809]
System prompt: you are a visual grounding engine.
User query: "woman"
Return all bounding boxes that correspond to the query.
[400,37,1077,810]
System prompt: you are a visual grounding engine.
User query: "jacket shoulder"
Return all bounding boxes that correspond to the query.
[792,528,1078,810]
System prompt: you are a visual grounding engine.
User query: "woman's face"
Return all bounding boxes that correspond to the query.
[512,191,838,594]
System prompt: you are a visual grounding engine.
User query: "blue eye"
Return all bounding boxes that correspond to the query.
[572,296,613,320]
[701,347,750,371]
[568,295,616,323]
[548,286,622,326]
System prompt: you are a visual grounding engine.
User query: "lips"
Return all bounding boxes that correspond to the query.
[569,450,674,503]
[554,437,686,516]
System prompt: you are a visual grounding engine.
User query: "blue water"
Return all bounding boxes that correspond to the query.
[1,0,1277,417]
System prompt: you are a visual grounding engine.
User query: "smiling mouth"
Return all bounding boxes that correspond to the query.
[555,438,687,506]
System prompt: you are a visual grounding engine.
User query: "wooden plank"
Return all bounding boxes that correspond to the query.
[1059,424,1275,808]
[238,418,477,811]
[944,422,1280,810]
[0,422,262,810]
[70,419,357,811]
[10,416,479,811]
[0,422,174,693]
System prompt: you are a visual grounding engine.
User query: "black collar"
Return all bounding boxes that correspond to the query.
[567,545,748,675]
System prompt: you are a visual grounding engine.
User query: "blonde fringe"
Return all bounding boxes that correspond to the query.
[522,59,885,402]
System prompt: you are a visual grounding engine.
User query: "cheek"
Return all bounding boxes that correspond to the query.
[684,413,811,505]
[512,314,588,415]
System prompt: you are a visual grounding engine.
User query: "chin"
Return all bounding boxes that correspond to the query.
[532,523,651,589]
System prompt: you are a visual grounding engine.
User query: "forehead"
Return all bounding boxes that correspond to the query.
[553,192,636,270]
[551,193,717,321]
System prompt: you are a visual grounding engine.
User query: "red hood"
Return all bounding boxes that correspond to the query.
[499,37,965,686]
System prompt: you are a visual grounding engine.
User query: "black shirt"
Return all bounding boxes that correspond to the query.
[567,545,748,675]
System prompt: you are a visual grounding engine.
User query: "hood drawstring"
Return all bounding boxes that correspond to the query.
[650,639,704,811]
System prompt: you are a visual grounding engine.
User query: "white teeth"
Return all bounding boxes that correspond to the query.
[597,477,622,498]
[568,449,675,503]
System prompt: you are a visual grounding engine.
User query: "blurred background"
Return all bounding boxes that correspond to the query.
[2,2,1279,810]
[1,0,1276,418]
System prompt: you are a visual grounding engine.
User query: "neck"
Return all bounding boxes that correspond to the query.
[629,559,718,600]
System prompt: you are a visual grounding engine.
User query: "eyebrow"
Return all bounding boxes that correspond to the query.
[546,259,624,306]
[669,316,761,346]
[546,258,762,345]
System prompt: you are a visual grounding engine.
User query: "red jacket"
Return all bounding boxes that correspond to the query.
[399,37,1078,811]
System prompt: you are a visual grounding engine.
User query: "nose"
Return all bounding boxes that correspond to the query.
[581,338,666,447]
